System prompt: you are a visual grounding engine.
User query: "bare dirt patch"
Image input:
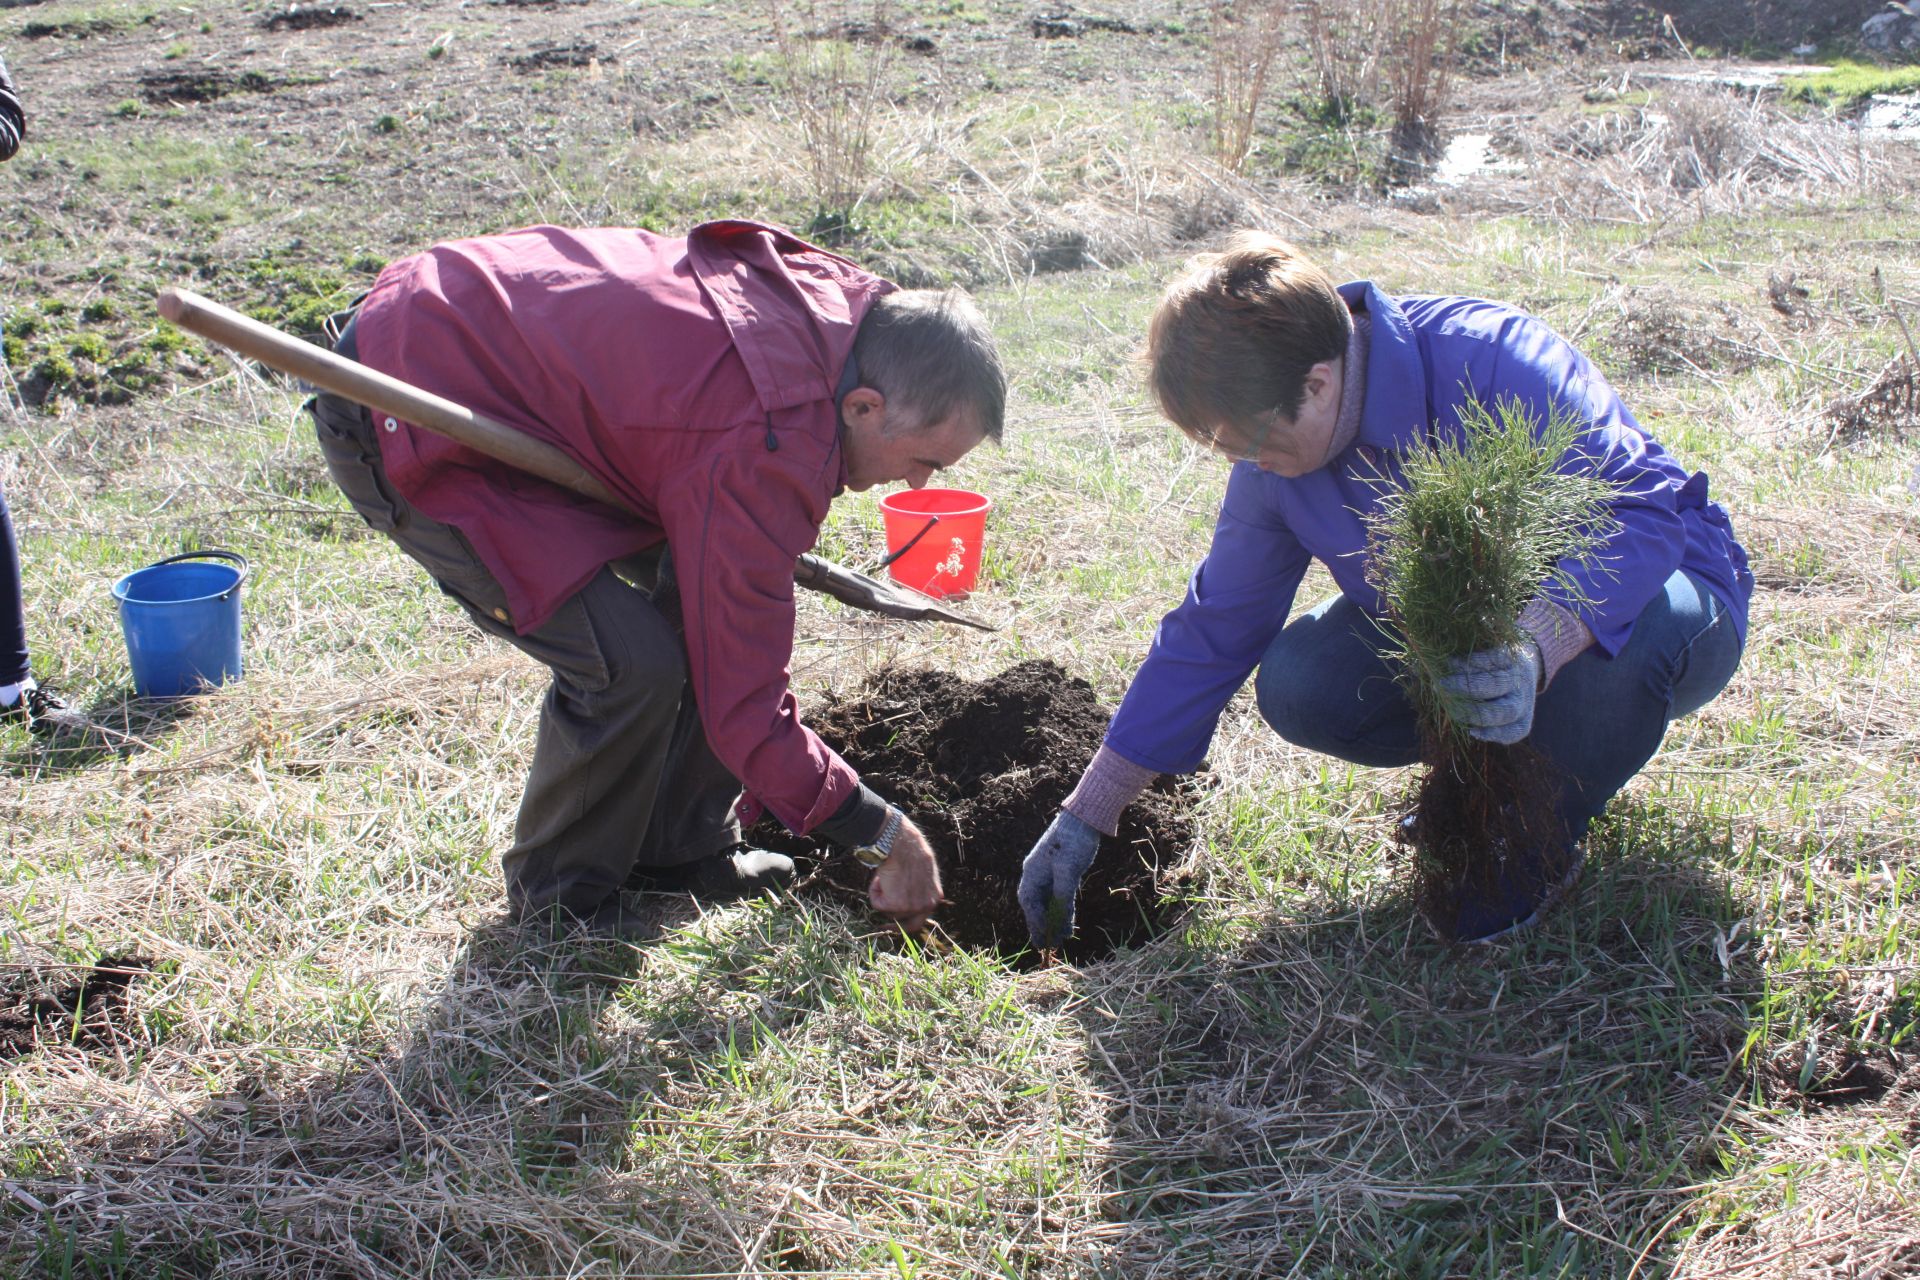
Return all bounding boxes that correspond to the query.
[757,660,1199,961]
[1761,1044,1911,1110]
[0,956,151,1061]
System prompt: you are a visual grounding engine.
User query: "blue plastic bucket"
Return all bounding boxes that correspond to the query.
[112,550,250,698]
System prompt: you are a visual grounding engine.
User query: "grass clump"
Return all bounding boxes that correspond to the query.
[1785,60,1920,111]
[1365,394,1618,931]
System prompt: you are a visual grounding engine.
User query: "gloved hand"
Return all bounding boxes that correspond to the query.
[1017,810,1102,949]
[1434,639,1543,744]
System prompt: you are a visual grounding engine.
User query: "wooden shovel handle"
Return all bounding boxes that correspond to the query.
[156,286,630,513]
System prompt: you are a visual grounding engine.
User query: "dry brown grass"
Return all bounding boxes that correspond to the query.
[4,4,1920,1277]
[1517,83,1911,221]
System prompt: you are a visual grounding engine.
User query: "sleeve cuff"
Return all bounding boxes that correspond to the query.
[811,782,893,849]
[1519,596,1595,690]
[1061,743,1158,838]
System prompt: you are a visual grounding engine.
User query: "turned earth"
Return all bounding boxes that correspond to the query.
[753,659,1198,961]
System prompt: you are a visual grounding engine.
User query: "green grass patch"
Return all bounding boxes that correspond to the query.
[1784,59,1920,109]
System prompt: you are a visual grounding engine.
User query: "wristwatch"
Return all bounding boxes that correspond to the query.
[852,807,904,869]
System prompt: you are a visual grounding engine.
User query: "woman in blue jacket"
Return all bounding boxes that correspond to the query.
[1021,233,1753,946]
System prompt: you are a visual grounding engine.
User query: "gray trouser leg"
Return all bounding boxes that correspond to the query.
[309,376,741,920]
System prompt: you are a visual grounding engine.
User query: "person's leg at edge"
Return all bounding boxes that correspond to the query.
[0,482,89,733]
[0,481,27,697]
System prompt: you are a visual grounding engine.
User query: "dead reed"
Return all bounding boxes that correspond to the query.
[1206,0,1290,174]
[764,0,898,219]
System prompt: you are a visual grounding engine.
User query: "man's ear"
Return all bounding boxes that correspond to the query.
[840,386,886,431]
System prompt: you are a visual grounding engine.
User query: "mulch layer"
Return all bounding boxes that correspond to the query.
[756,659,1200,961]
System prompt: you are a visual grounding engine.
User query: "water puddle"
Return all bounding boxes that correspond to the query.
[1860,93,1920,140]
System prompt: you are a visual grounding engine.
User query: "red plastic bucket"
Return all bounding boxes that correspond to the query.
[879,488,991,598]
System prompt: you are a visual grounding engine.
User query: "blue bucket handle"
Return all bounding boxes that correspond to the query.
[148,549,250,597]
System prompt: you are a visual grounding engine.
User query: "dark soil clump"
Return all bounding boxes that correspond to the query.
[261,6,362,33]
[139,68,286,105]
[509,42,604,72]
[0,955,150,1060]
[756,660,1198,961]
[21,17,120,38]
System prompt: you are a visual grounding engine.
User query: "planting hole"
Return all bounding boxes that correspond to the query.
[756,660,1201,961]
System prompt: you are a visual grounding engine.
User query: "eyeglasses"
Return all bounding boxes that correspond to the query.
[1199,409,1281,464]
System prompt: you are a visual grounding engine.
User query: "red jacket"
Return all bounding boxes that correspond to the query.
[354,221,894,836]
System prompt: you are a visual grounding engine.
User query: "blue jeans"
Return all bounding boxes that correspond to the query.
[1,481,26,686]
[1254,569,1745,842]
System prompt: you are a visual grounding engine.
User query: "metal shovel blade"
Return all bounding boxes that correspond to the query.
[794,554,996,631]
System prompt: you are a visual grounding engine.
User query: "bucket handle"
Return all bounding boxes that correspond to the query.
[149,549,251,594]
[874,515,940,573]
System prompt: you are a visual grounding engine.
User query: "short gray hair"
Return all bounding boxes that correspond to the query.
[851,289,1006,441]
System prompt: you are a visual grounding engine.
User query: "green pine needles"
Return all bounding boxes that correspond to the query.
[1366,393,1619,751]
[1364,393,1621,938]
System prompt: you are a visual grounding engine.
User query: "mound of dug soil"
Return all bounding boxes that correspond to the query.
[756,660,1199,961]
[0,955,150,1061]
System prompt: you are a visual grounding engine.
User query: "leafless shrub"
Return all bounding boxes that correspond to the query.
[1206,0,1290,173]
[1603,291,1765,378]
[1299,0,1458,167]
[1381,0,1458,158]
[1299,0,1383,121]
[765,0,897,216]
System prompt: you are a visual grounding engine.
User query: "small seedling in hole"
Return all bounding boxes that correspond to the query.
[373,113,401,134]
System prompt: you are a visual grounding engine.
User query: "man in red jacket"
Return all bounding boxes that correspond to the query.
[309,221,1005,940]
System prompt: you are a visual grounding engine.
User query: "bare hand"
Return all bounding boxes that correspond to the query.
[867,817,944,933]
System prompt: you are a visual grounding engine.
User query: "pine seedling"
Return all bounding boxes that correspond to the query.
[1363,393,1619,935]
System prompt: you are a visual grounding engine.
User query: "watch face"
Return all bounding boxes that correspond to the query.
[853,844,887,869]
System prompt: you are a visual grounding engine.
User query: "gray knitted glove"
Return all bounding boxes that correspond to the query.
[1017,810,1102,949]
[1435,640,1543,745]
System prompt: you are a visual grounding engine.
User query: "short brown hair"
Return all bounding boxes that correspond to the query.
[853,289,1007,442]
[1144,232,1351,443]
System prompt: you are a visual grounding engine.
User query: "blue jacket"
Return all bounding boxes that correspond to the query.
[1104,282,1754,776]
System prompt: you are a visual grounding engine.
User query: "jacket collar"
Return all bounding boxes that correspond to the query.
[1336,280,1429,454]
[686,219,894,416]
